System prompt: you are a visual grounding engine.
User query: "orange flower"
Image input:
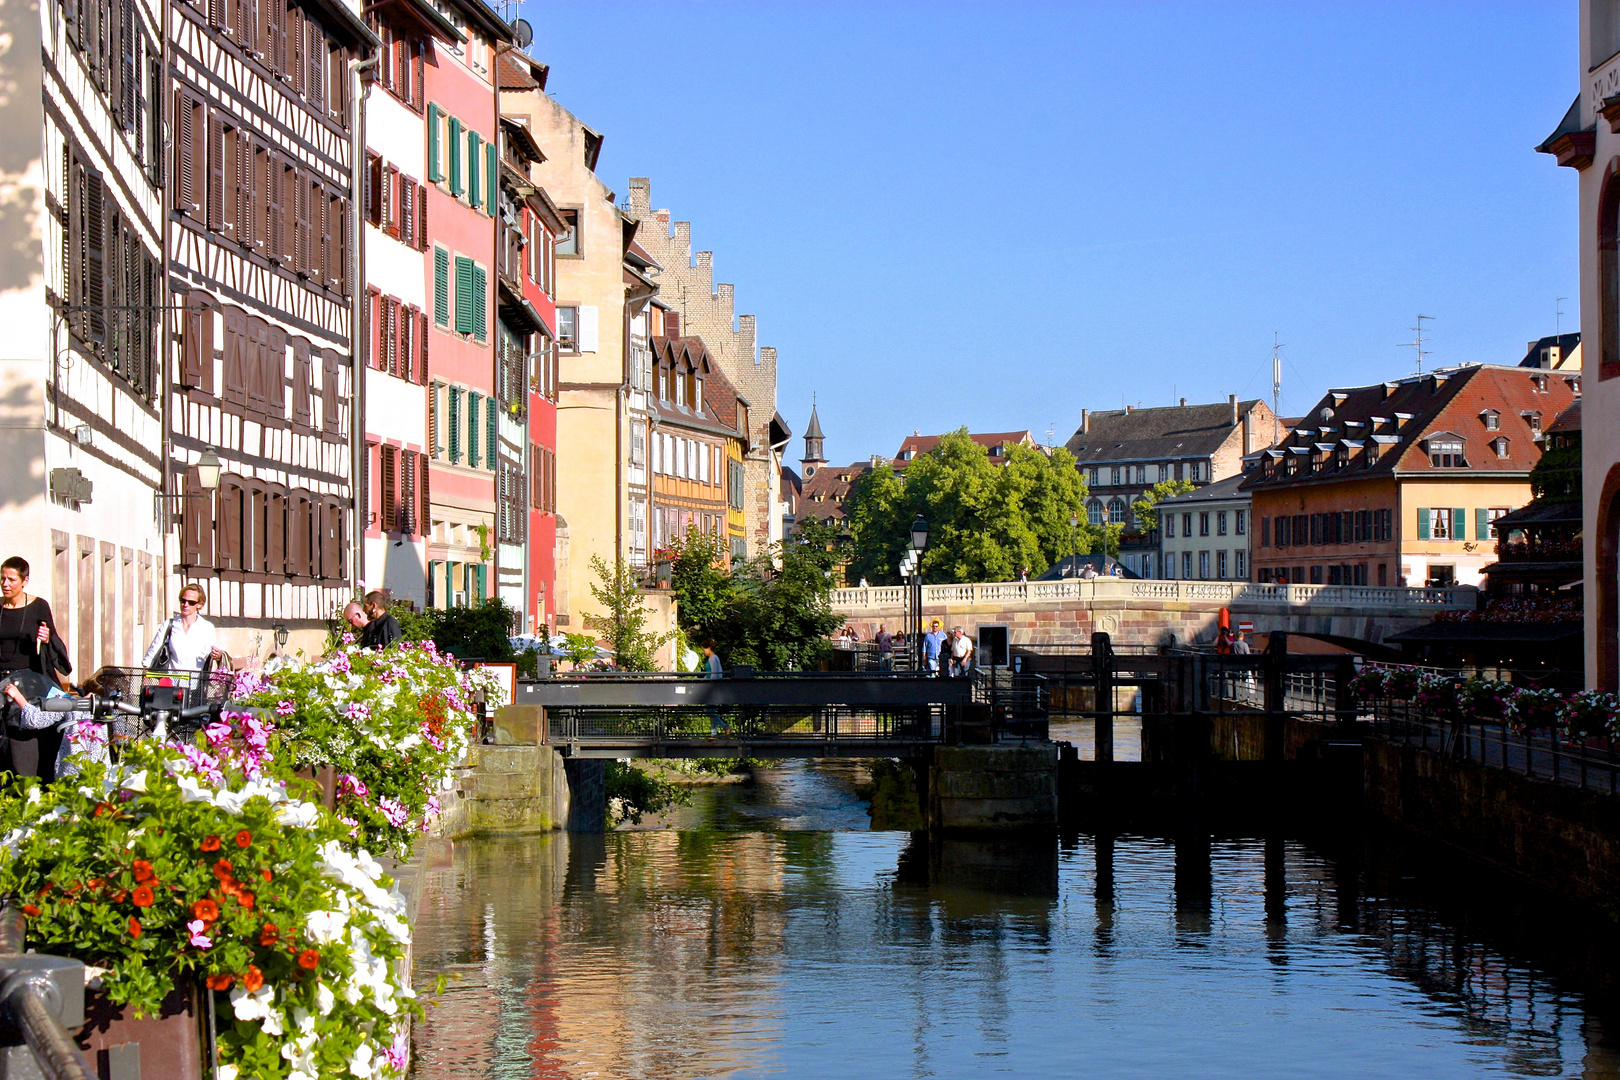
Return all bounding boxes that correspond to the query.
[132,860,154,883]
[201,835,222,852]
[87,878,102,889]
[20,904,39,918]
[258,923,279,946]
[260,869,273,882]
[236,891,255,911]
[111,890,127,903]
[241,965,264,992]
[131,885,154,908]
[212,859,234,881]
[296,949,319,970]
[191,899,219,923]
[205,974,234,991]
[127,917,141,938]
[234,830,252,849]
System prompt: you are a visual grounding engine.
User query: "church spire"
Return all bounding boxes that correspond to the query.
[802,397,827,478]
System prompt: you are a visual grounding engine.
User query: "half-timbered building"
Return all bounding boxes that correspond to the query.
[165,0,376,656]
[421,0,510,610]
[0,0,168,675]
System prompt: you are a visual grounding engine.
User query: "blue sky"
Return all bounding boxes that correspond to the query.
[520,2,1580,467]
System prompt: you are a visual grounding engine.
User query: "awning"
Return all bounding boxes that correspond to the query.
[365,0,464,43]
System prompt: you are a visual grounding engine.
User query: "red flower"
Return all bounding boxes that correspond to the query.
[132,860,154,883]
[296,949,319,970]
[241,965,264,992]
[234,830,252,849]
[191,899,219,923]
[260,869,273,883]
[111,890,127,903]
[258,923,279,946]
[236,891,255,911]
[20,905,39,918]
[201,835,222,852]
[127,917,141,939]
[131,885,154,908]
[212,859,234,881]
[87,878,103,889]
[205,974,233,991]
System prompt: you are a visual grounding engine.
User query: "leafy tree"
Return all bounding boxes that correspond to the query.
[844,430,1093,584]
[584,556,673,671]
[1130,479,1197,533]
[604,761,690,825]
[432,599,518,662]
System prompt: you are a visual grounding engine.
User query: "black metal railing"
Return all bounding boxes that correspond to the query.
[1369,702,1620,796]
[546,704,943,745]
[0,907,95,1080]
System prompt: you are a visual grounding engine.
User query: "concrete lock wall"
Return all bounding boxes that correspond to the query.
[930,746,1058,829]
[1366,741,1620,912]
[436,706,607,834]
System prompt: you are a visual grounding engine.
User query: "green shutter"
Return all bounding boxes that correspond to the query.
[1416,507,1430,540]
[1452,508,1465,542]
[475,563,486,600]
[1475,507,1489,540]
[486,143,497,218]
[447,116,463,196]
[448,387,462,463]
[467,131,481,209]
[427,104,442,182]
[468,392,480,468]
[486,399,497,470]
[472,264,487,342]
[433,247,450,326]
[454,255,475,334]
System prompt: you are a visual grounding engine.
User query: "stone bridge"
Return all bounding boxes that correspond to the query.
[829,579,1477,648]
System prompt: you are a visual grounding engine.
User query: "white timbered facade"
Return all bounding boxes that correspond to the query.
[165,0,376,656]
[0,0,169,677]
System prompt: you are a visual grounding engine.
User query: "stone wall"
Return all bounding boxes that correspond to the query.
[435,743,606,835]
[930,745,1058,828]
[1366,740,1620,913]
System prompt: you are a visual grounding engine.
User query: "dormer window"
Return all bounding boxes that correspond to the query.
[1366,443,1380,466]
[1335,447,1349,469]
[1481,410,1499,431]
[1531,374,1548,393]
[1491,437,1510,458]
[695,377,704,415]
[1522,411,1542,432]
[1427,438,1465,468]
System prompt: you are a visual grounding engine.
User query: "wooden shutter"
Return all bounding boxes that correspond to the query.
[1416,507,1429,540]
[82,166,104,344]
[381,445,396,532]
[265,489,286,574]
[305,26,323,111]
[447,116,462,194]
[402,450,417,534]
[486,142,497,220]
[381,297,396,374]
[399,177,414,247]
[206,113,225,230]
[286,494,308,577]
[366,153,381,225]
[453,255,473,334]
[472,264,487,341]
[296,173,314,276]
[467,130,480,209]
[220,307,246,405]
[448,386,461,463]
[180,290,213,389]
[1451,508,1465,543]
[287,5,303,92]
[1475,507,1489,541]
[486,399,496,471]
[412,41,424,111]
[217,480,242,571]
[434,247,449,325]
[417,310,428,383]
[467,392,480,468]
[379,163,393,233]
[265,325,286,420]
[321,348,341,434]
[174,90,194,212]
[291,337,312,428]
[181,467,213,566]
[426,103,441,182]
[241,316,266,415]
[397,304,413,379]
[279,160,296,266]
[428,383,439,457]
[319,500,339,579]
[419,454,431,535]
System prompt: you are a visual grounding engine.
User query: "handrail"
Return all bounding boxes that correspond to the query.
[0,905,94,1080]
[829,578,1476,611]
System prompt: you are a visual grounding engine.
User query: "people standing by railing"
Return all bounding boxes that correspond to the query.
[360,591,403,650]
[0,556,73,776]
[924,620,945,676]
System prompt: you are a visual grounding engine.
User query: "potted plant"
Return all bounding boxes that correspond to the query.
[0,727,418,1079]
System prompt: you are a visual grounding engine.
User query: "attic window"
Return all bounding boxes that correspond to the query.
[1522,411,1542,432]
[1427,438,1465,468]
[1566,376,1582,395]
[1481,410,1499,431]
[1531,374,1548,393]
[1365,443,1379,467]
[1491,437,1510,458]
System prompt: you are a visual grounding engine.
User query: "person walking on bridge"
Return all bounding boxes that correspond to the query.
[874,624,893,671]
[923,620,945,676]
[702,639,727,735]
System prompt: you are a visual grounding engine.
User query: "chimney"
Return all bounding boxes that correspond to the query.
[1229,394,1239,426]
[1179,397,1187,407]
[1081,409,1089,434]
[1125,404,1133,413]
[664,311,680,337]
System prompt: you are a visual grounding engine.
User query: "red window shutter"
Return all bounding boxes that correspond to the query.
[366,153,381,226]
[366,288,381,369]
[400,177,414,247]
[378,162,391,233]
[380,445,396,532]
[397,305,413,380]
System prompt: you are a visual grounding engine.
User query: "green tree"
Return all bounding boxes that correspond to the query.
[584,556,673,671]
[1130,479,1197,533]
[432,599,518,661]
[844,430,1093,584]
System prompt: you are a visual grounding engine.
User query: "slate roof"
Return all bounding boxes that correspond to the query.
[804,405,825,441]
[1519,333,1580,368]
[797,462,873,523]
[1156,473,1251,507]
[1242,365,1579,493]
[1065,401,1266,464]
[894,430,1033,463]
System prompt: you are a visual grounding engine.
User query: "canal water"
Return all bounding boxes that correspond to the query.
[410,761,1620,1079]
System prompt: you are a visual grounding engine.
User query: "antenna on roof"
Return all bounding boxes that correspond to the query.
[1556,297,1566,337]
[1271,332,1284,449]
[1401,314,1433,376]
[1046,421,1056,449]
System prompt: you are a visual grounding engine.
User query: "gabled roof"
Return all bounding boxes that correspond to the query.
[1520,332,1580,368]
[894,430,1033,462]
[1065,401,1267,464]
[1155,473,1251,507]
[1548,398,1582,435]
[797,461,875,523]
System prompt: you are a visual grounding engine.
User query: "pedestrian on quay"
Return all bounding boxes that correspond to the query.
[1231,631,1252,656]
[875,624,893,671]
[949,625,974,677]
[702,638,726,735]
[0,556,73,777]
[359,591,402,649]
[923,619,946,676]
[144,584,222,676]
[343,602,368,639]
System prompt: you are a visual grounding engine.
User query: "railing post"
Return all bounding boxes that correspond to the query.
[1263,632,1287,762]
[1093,631,1114,764]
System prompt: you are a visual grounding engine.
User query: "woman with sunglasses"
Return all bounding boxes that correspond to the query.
[142,583,222,674]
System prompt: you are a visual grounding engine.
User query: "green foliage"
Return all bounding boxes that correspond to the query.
[1130,479,1197,533]
[560,632,602,669]
[668,520,843,671]
[0,740,416,1078]
[604,760,690,825]
[429,599,516,662]
[1530,445,1581,501]
[390,606,436,645]
[844,430,1093,584]
[584,556,673,672]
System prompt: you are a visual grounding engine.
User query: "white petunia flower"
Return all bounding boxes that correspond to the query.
[230,985,274,1022]
[174,774,214,804]
[305,909,348,944]
[120,769,148,793]
[315,982,336,1016]
[348,1042,374,1078]
[274,801,320,829]
[218,1067,238,1080]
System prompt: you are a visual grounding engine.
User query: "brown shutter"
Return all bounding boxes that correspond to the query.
[288,6,304,93]
[398,304,413,380]
[416,182,427,251]
[280,160,296,265]
[243,316,267,415]
[181,294,204,388]
[291,337,312,429]
[181,467,213,565]
[235,0,256,54]
[321,348,340,434]
[217,480,242,571]
[265,324,286,420]
[288,494,309,577]
[266,489,286,574]
[306,27,323,112]
[318,500,337,579]
[399,176,413,247]
[366,153,381,225]
[379,164,392,233]
[419,454,430,536]
[206,112,225,230]
[417,310,428,383]
[221,307,246,405]
[266,150,284,263]
[174,89,196,212]
[381,445,396,532]
[412,41,424,111]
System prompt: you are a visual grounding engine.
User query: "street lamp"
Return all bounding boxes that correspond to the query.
[1070,512,1079,577]
[195,447,223,491]
[908,516,928,671]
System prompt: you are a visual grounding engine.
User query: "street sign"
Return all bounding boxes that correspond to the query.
[1238,621,1254,633]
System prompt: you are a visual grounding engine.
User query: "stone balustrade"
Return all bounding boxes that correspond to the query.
[831,578,1475,613]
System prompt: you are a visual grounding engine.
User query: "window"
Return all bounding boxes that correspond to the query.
[1482,410,1500,430]
[1164,515,1175,538]
[1087,500,1104,526]
[1198,550,1210,579]
[1182,512,1192,538]
[1235,551,1246,579]
[1133,465,1144,485]
[1174,462,1184,481]
[1217,551,1228,579]
[1491,437,1510,458]
[1235,510,1246,535]
[432,246,450,326]
[1110,467,1120,486]
[1157,464,1168,482]
[1427,438,1465,467]
[1107,498,1126,525]
[452,256,487,341]
[1522,411,1542,432]
[1309,565,1324,584]
[1216,511,1227,536]
[1182,551,1193,578]
[1088,468,1100,487]
[1199,512,1210,537]
[555,208,580,256]
[557,306,577,352]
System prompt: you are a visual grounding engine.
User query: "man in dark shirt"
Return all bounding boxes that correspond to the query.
[874,624,893,670]
[359,591,402,650]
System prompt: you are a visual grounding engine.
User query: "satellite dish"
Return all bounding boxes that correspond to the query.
[512,18,533,48]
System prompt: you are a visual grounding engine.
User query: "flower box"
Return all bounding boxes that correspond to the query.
[76,979,206,1080]
[292,765,338,811]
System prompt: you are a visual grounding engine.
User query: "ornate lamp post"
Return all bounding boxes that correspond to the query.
[1070,511,1079,577]
[909,515,928,670]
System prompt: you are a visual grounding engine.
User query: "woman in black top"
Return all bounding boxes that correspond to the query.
[0,556,72,778]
